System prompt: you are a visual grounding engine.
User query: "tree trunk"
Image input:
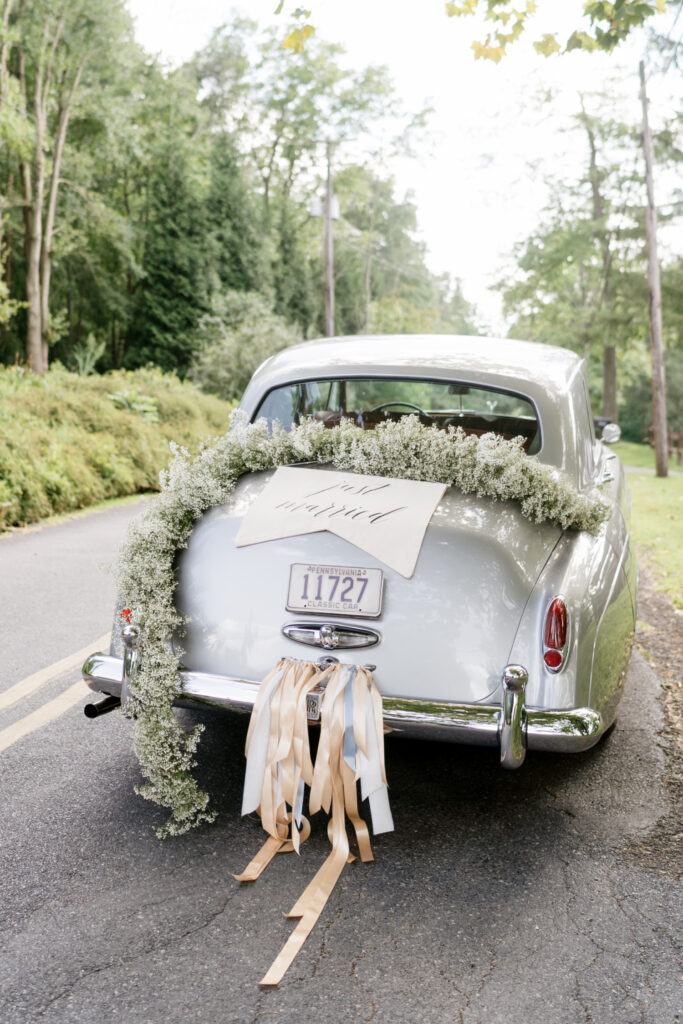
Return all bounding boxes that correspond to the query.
[639,61,668,478]
[111,318,120,368]
[364,185,376,331]
[24,203,43,372]
[324,139,334,338]
[24,135,45,372]
[40,79,81,368]
[65,259,72,347]
[0,0,15,98]
[580,99,618,422]
[40,105,67,367]
[18,47,45,372]
[14,8,78,373]
[603,345,618,422]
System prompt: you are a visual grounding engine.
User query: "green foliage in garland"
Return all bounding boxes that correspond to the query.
[116,414,610,837]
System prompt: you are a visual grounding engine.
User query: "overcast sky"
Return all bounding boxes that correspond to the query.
[126,1,680,331]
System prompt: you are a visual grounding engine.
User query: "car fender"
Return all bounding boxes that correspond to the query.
[507,524,635,722]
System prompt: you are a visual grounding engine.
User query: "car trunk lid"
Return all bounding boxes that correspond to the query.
[175,467,562,704]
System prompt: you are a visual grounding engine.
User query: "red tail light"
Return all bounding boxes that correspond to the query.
[543,598,568,671]
[544,599,567,648]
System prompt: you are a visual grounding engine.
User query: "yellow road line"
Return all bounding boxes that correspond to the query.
[0,678,92,754]
[0,633,111,712]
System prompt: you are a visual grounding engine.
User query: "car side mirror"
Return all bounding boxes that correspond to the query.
[601,423,621,444]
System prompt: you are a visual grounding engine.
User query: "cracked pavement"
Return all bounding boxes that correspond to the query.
[0,506,680,1024]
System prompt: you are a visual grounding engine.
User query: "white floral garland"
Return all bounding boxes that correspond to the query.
[115,414,609,836]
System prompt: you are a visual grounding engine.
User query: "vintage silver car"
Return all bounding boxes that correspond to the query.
[83,335,636,768]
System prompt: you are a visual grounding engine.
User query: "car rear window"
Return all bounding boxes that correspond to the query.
[254,378,541,454]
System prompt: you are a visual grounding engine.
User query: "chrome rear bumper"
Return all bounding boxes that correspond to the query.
[82,653,604,765]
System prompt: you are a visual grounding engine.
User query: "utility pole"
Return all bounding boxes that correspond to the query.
[364,179,377,332]
[639,60,668,478]
[324,139,335,337]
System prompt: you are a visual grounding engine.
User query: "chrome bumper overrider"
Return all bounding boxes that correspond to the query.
[82,653,604,766]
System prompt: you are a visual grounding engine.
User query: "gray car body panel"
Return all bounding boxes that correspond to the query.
[174,469,563,705]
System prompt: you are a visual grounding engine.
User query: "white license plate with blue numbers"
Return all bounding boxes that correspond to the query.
[286,563,383,618]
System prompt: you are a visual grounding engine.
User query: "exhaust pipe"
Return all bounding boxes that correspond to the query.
[84,694,121,719]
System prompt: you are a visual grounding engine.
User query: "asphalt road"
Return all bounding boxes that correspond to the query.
[0,505,680,1024]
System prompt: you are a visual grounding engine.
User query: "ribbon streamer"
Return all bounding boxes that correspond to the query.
[234,657,393,986]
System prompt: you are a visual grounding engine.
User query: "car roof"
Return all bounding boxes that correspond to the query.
[247,334,584,395]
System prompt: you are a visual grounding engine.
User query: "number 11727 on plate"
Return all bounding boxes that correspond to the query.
[286,563,384,618]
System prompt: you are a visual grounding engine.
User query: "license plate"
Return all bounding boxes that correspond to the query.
[286,563,383,618]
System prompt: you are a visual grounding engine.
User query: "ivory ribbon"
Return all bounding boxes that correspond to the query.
[234,657,393,986]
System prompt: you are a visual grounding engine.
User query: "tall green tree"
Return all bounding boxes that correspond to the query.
[249,30,395,214]
[1,0,132,372]
[206,132,271,298]
[0,11,479,375]
[272,203,316,330]
[498,98,658,419]
[303,164,479,337]
[52,56,217,373]
[215,24,421,330]
[46,42,151,369]
[333,165,477,336]
[190,290,302,401]
[127,141,208,374]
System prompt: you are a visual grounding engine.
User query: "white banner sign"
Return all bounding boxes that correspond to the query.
[234,467,447,578]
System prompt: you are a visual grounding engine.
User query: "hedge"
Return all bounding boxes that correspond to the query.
[0,365,235,528]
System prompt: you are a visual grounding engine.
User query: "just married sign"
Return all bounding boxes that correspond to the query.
[234,466,448,578]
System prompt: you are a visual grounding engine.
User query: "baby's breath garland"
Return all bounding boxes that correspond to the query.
[116,413,609,836]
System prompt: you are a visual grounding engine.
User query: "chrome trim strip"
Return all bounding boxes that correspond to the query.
[282,621,380,650]
[181,673,260,711]
[82,652,123,695]
[525,707,602,746]
[382,698,500,745]
[82,654,604,754]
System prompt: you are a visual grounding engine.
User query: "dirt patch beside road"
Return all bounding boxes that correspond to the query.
[628,566,682,877]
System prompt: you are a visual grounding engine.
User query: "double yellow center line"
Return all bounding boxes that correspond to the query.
[0,633,111,754]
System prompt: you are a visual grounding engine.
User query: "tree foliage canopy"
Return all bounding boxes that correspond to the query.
[445,0,668,62]
[498,89,682,432]
[0,8,478,378]
[277,1,669,62]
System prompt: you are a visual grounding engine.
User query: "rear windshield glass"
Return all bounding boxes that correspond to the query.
[254,378,541,454]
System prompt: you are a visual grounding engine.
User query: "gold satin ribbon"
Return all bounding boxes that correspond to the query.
[234,659,390,986]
